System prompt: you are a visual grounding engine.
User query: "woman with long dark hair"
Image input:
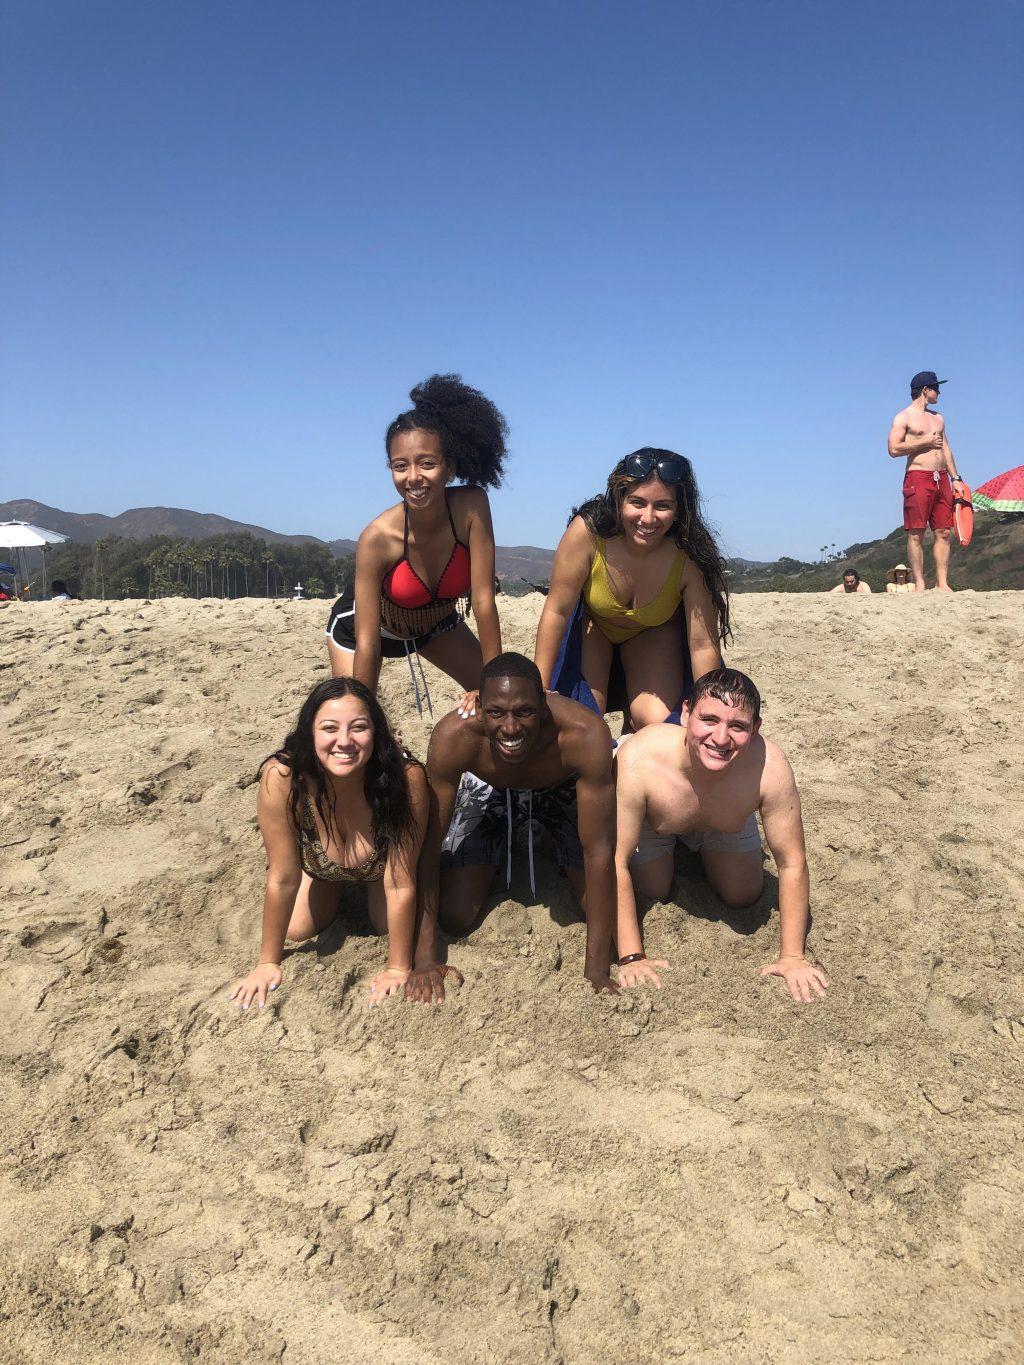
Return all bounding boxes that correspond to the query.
[326,373,508,716]
[229,677,433,1008]
[534,449,728,729]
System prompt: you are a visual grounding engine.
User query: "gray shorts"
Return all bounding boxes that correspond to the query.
[629,811,762,866]
[441,772,584,872]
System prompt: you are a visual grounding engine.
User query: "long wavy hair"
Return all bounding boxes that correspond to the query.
[385,372,509,488]
[571,448,732,645]
[265,678,418,853]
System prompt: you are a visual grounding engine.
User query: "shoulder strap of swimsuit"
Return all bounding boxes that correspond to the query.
[402,500,410,557]
[444,491,459,540]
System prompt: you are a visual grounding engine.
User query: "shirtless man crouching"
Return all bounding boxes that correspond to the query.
[410,651,619,999]
[613,667,828,1003]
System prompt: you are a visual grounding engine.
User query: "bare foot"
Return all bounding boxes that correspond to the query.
[931,585,954,593]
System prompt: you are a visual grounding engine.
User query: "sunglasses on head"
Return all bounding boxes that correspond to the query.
[623,451,688,486]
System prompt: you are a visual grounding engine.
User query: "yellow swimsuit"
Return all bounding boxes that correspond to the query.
[583,538,687,644]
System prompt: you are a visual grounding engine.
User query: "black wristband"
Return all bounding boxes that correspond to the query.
[617,952,647,967]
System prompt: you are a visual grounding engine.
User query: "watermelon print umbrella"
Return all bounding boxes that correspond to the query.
[973,465,1024,512]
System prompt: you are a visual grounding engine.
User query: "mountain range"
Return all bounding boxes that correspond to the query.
[2,498,1020,591]
[0,499,558,584]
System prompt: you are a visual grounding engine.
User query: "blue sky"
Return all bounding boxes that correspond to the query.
[3,0,1021,561]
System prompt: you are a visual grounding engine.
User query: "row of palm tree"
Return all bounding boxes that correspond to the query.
[48,533,351,601]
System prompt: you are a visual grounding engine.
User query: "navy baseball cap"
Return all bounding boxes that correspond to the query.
[910,370,946,391]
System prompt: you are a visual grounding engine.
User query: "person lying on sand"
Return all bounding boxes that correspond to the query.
[830,569,871,594]
[411,651,619,999]
[613,667,828,1003]
[228,677,441,1010]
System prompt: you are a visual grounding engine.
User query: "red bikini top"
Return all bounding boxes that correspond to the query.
[382,496,472,609]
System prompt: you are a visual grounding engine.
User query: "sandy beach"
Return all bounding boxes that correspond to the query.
[1,590,1022,1364]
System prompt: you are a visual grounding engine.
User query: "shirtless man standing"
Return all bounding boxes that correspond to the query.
[887,371,965,592]
[409,651,619,999]
[613,667,828,1004]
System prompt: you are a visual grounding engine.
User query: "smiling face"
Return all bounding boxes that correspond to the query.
[387,428,451,510]
[480,674,545,765]
[312,695,375,779]
[682,692,760,773]
[618,476,678,549]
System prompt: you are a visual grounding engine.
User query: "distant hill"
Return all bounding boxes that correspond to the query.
[0,499,557,583]
[0,500,322,548]
[4,499,1019,591]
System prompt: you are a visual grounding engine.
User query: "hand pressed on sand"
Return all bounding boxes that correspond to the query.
[404,963,464,1005]
[228,962,281,1010]
[617,957,670,989]
[761,956,829,1003]
[368,966,410,1005]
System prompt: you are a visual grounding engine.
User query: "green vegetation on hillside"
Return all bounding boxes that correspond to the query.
[729,512,1023,593]
[41,533,355,600]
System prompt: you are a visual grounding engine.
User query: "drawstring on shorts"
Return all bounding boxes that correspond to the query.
[403,638,433,719]
[505,789,537,897]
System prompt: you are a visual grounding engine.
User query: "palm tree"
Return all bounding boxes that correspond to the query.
[94,539,109,599]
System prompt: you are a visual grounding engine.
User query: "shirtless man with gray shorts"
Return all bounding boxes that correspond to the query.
[613,667,828,1003]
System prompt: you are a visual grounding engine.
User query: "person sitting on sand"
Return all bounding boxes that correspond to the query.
[534,449,726,728]
[886,563,915,595]
[830,569,871,594]
[411,651,619,1000]
[229,677,443,1010]
[325,374,507,718]
[613,667,828,1004]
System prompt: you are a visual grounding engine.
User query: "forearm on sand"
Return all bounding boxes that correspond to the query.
[582,850,616,977]
[385,887,417,972]
[614,856,644,958]
[257,875,301,965]
[776,859,811,959]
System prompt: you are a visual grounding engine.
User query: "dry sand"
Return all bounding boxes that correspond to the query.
[1,591,1022,1364]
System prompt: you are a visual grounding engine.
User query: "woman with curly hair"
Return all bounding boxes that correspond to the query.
[326,373,508,715]
[229,677,447,1009]
[534,449,728,729]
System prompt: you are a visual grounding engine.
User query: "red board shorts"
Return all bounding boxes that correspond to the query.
[903,470,953,532]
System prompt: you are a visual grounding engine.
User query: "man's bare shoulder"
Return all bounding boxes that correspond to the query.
[427,710,483,772]
[548,695,613,771]
[620,723,681,760]
[759,733,798,797]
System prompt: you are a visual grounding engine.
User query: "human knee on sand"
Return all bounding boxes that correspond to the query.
[414,651,620,998]
[613,667,829,1003]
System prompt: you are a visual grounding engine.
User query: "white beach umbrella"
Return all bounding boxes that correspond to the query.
[0,521,70,597]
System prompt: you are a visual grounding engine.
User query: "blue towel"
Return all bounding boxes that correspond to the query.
[550,597,694,725]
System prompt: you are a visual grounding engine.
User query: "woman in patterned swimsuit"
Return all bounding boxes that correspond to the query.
[326,373,508,714]
[229,677,433,1009]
